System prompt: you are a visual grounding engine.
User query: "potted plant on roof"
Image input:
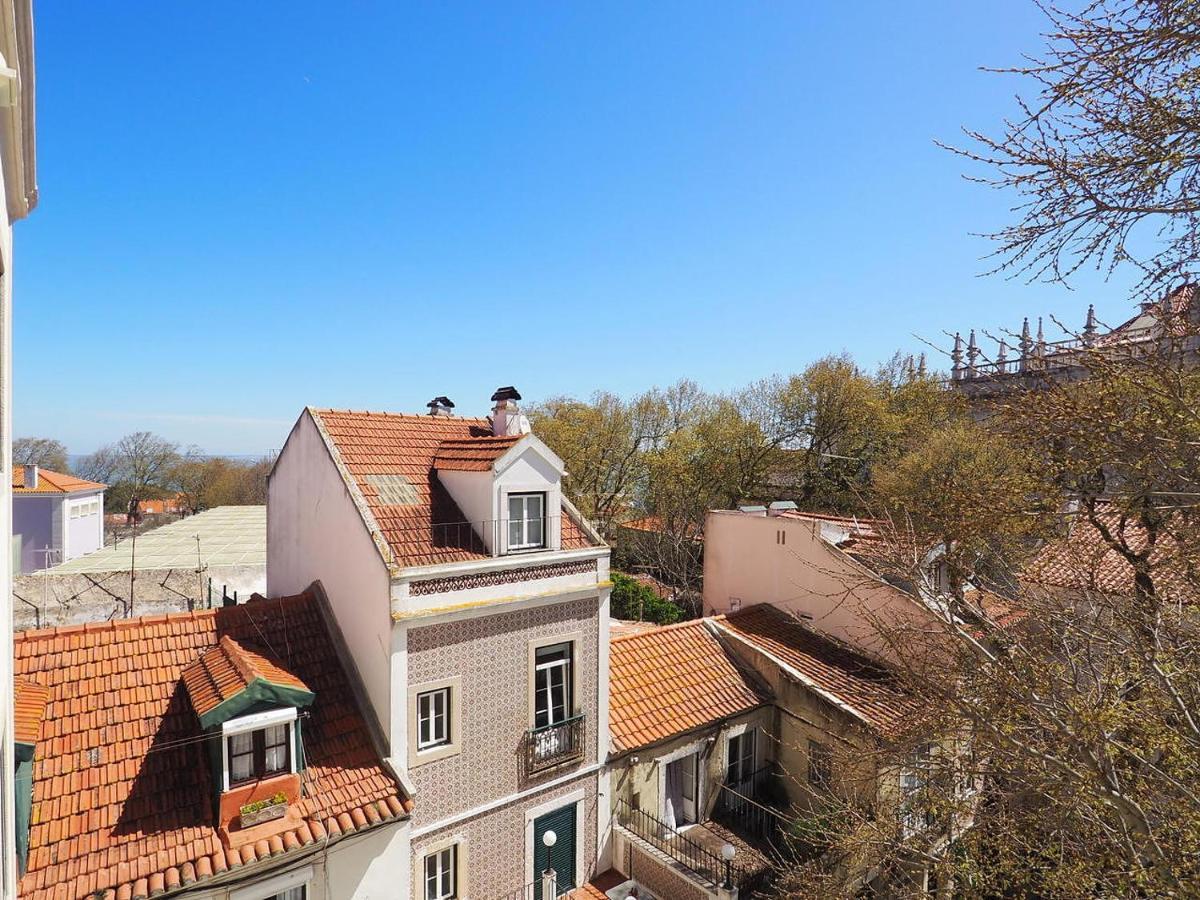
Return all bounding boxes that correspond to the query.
[239,791,288,827]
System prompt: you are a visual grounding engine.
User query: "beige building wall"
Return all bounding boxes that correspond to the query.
[703,511,937,663]
[610,706,775,823]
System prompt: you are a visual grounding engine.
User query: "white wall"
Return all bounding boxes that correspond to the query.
[495,445,563,553]
[702,511,936,662]
[267,410,394,749]
[64,489,103,561]
[436,468,494,550]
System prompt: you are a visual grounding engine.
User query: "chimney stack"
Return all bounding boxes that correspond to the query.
[426,396,456,417]
[23,465,37,489]
[490,386,529,436]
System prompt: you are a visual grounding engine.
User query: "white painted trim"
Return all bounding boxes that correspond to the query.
[493,433,565,478]
[410,764,602,838]
[229,864,313,900]
[222,707,297,736]
[656,740,705,824]
[221,708,299,790]
[523,787,586,889]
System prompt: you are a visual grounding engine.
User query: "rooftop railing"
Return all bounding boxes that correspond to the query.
[390,515,567,566]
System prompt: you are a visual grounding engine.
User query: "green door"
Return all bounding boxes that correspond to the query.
[533,803,577,899]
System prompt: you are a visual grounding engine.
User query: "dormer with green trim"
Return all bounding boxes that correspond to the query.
[181,635,315,846]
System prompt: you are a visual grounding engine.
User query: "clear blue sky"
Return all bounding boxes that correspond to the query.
[15,2,1139,456]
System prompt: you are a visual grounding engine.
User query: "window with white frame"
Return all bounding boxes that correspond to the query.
[507,492,545,550]
[223,709,296,789]
[423,845,457,900]
[533,642,573,729]
[417,687,451,751]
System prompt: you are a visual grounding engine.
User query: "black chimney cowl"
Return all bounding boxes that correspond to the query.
[490,386,522,402]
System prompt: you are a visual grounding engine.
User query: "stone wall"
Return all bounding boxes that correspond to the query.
[11,565,265,630]
[613,827,717,900]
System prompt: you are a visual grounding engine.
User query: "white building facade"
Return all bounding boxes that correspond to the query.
[268,389,612,898]
[0,0,35,893]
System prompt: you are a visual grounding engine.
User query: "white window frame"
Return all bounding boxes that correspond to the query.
[416,836,467,900]
[417,686,451,751]
[229,865,312,900]
[424,845,457,900]
[407,676,462,768]
[221,707,298,791]
[527,633,583,732]
[506,491,546,551]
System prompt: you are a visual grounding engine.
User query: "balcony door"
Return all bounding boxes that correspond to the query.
[664,751,699,828]
[534,643,572,729]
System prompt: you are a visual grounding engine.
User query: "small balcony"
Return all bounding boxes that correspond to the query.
[524,714,585,775]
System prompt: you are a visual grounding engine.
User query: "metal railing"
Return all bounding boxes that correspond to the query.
[524,714,585,775]
[615,799,756,890]
[712,767,783,844]
[393,515,570,565]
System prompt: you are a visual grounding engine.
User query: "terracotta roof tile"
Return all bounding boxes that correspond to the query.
[181,635,312,717]
[311,409,598,567]
[12,466,106,495]
[432,435,522,471]
[15,588,411,900]
[715,604,917,736]
[609,619,765,752]
[1022,502,1195,600]
[14,677,49,745]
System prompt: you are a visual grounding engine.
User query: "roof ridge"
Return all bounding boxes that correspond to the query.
[312,407,491,424]
[13,591,311,644]
[609,616,713,643]
[218,634,260,686]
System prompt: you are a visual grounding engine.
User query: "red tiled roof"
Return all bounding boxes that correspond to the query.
[13,677,48,746]
[14,589,411,900]
[1022,504,1194,600]
[432,435,522,471]
[715,604,917,736]
[181,635,312,718]
[12,466,105,494]
[311,409,597,567]
[609,619,765,752]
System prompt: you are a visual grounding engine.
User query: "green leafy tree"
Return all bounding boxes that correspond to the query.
[609,572,682,625]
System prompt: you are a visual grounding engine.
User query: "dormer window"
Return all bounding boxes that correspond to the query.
[508,492,546,550]
[223,708,298,789]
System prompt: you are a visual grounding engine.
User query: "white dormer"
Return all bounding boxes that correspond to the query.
[434,423,567,556]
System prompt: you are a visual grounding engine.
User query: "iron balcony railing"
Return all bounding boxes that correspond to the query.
[614,799,757,890]
[712,766,782,844]
[391,515,576,566]
[524,714,585,775]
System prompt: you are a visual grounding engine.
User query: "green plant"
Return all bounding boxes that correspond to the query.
[610,572,683,625]
[239,792,287,816]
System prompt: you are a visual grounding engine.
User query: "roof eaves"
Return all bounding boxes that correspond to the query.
[711,619,880,733]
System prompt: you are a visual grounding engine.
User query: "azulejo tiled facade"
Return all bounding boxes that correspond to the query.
[408,596,601,822]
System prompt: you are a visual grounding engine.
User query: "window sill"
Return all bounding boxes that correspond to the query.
[410,741,462,769]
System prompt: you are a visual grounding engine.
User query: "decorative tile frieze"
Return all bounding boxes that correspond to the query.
[409,558,597,596]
